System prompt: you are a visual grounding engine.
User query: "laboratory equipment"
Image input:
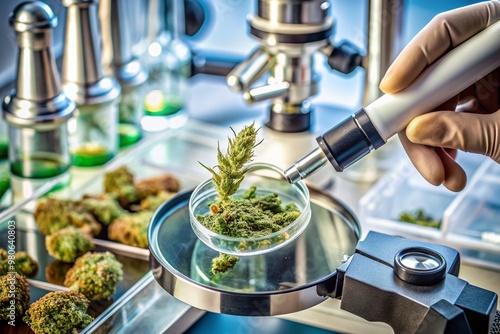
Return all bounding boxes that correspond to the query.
[100,0,149,148]
[150,189,499,333]
[138,0,190,132]
[2,2,75,198]
[223,0,407,184]
[284,19,500,184]
[226,0,362,133]
[62,0,121,167]
[363,0,403,106]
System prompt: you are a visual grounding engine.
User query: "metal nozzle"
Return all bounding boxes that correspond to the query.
[284,147,328,184]
[243,82,290,104]
[3,1,75,127]
[100,0,148,88]
[9,1,57,33]
[226,48,271,92]
[62,0,120,106]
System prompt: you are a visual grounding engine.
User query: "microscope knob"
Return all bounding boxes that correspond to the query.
[393,247,447,286]
[327,40,363,75]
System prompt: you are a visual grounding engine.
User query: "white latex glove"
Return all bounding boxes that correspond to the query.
[380,1,500,192]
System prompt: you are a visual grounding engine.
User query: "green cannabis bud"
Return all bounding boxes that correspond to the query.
[24,290,93,334]
[0,273,30,320]
[211,253,240,275]
[196,124,302,276]
[399,208,441,229]
[200,123,260,200]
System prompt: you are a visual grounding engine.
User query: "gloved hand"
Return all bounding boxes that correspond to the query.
[380,1,500,192]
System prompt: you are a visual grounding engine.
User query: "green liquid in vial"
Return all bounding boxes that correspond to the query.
[0,175,9,200]
[11,158,70,179]
[71,144,114,167]
[144,92,183,116]
[119,123,142,148]
[0,141,8,159]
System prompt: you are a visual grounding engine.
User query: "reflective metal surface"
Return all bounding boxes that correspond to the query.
[100,0,148,88]
[258,0,329,24]
[81,272,204,334]
[400,253,441,270]
[150,187,360,316]
[3,1,74,127]
[227,0,334,132]
[362,0,403,105]
[62,0,120,106]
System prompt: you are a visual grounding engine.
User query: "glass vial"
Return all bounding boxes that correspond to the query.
[138,0,189,132]
[67,103,117,167]
[117,85,147,148]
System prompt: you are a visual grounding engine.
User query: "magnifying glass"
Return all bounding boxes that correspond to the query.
[149,185,360,316]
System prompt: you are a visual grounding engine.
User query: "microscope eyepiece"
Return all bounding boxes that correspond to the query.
[284,108,385,183]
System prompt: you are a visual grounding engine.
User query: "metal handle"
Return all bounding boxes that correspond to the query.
[226,48,272,92]
[243,82,290,104]
[190,50,241,77]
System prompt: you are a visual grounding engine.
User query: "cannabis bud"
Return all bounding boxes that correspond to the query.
[200,123,260,200]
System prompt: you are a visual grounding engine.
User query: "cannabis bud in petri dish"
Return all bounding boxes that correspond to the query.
[190,123,311,274]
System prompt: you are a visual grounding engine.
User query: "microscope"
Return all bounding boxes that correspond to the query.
[226,0,402,185]
[227,0,360,132]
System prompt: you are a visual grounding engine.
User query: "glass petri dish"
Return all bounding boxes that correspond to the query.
[189,162,311,256]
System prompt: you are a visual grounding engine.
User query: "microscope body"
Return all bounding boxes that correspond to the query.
[227,0,353,133]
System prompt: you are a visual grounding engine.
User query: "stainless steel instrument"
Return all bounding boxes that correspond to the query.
[227,0,363,133]
[363,0,403,105]
[62,0,121,107]
[100,0,148,147]
[2,2,75,197]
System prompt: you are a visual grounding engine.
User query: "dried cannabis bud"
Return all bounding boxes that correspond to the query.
[34,197,101,236]
[79,194,126,225]
[64,252,123,301]
[104,166,180,209]
[0,248,39,278]
[140,191,175,211]
[200,123,260,200]
[196,186,300,238]
[197,124,301,275]
[108,211,153,248]
[0,273,30,321]
[104,166,139,208]
[211,253,239,275]
[24,290,93,334]
[135,174,180,198]
[399,208,441,229]
[46,227,95,263]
